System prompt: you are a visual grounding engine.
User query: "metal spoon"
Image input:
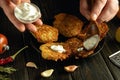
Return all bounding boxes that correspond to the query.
[83,21,100,51]
[87,21,100,35]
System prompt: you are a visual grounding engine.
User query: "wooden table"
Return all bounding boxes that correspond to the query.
[0,0,120,80]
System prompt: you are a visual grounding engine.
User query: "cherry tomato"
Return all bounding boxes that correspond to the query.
[0,34,9,54]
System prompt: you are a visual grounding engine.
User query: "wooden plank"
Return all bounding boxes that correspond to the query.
[23,39,114,80]
[1,0,120,80]
[71,54,114,80]
[100,19,120,80]
[23,0,116,80]
[0,9,29,80]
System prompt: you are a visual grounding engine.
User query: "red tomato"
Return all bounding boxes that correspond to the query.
[0,34,9,54]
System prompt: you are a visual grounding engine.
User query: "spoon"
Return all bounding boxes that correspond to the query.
[82,0,101,51]
[83,21,100,51]
[87,21,100,36]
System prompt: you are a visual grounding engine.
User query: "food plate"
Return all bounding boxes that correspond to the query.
[89,38,105,57]
[23,31,105,60]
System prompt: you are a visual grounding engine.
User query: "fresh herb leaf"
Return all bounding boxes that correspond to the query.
[0,66,16,74]
[0,74,11,80]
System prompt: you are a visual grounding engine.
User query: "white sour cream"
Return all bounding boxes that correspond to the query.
[14,2,41,23]
[77,47,84,52]
[83,34,100,50]
[50,45,66,53]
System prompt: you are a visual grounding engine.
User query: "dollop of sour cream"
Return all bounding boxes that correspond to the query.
[77,47,84,52]
[50,45,66,53]
[83,34,100,50]
[14,2,41,23]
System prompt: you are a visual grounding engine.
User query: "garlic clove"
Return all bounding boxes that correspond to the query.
[26,62,38,69]
[41,69,54,77]
[64,65,78,72]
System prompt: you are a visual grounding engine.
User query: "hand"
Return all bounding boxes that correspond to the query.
[80,0,119,23]
[0,0,43,32]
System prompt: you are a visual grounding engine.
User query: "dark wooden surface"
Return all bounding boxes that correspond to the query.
[0,0,120,80]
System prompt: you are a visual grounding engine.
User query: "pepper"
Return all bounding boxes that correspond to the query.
[0,46,28,65]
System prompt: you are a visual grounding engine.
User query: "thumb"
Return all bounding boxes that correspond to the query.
[90,0,107,21]
[12,0,21,4]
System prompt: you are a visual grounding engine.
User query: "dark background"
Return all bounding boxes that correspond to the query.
[0,0,120,80]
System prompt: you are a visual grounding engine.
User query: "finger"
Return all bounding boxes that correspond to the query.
[97,0,119,22]
[9,15,26,32]
[33,19,43,26]
[80,0,91,20]
[0,0,10,8]
[91,0,107,21]
[21,0,30,3]
[2,1,26,32]
[25,24,37,32]
[12,0,21,4]
[12,0,30,4]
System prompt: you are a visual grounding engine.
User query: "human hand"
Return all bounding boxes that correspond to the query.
[80,0,119,23]
[0,0,43,32]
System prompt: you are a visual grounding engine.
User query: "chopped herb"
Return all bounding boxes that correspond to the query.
[0,74,11,80]
[0,66,16,74]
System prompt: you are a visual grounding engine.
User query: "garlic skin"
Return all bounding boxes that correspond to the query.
[41,69,54,77]
[26,62,38,69]
[64,65,78,72]
[14,2,41,23]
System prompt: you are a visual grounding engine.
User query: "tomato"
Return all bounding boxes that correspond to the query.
[0,34,9,54]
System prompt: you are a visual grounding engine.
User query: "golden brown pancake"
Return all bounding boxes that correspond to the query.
[40,42,71,61]
[77,22,109,40]
[53,13,83,37]
[65,38,83,54]
[32,24,59,43]
[65,37,94,58]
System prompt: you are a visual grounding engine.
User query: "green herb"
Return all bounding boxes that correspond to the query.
[0,66,16,74]
[0,74,11,80]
